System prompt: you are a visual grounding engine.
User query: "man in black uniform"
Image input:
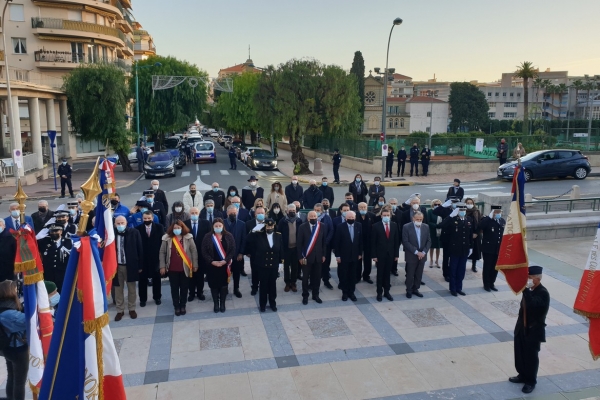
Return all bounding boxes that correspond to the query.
[150,180,169,212]
[135,211,165,306]
[409,143,420,177]
[396,146,407,177]
[38,224,72,293]
[509,265,550,394]
[478,205,505,292]
[439,203,473,296]
[204,182,226,212]
[420,145,431,176]
[332,149,341,184]
[247,219,284,312]
[144,190,166,226]
[433,197,459,281]
[57,157,74,198]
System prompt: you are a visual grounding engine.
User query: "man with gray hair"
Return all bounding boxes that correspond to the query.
[113,215,143,321]
[402,211,431,298]
[200,199,223,222]
[297,211,327,305]
[278,204,302,292]
[31,199,54,233]
[5,202,33,231]
[302,179,323,210]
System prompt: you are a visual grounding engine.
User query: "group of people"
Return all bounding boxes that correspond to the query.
[384,143,432,178]
[497,138,527,165]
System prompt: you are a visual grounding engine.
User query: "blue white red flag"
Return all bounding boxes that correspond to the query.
[94,158,117,291]
[495,164,529,294]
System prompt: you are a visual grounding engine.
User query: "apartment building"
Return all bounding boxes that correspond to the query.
[133,21,156,61]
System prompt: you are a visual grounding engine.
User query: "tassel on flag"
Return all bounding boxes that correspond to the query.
[573,224,600,359]
[495,164,530,294]
[95,158,117,291]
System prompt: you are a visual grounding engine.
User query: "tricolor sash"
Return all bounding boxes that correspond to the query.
[302,222,321,259]
[212,234,232,282]
[173,237,193,277]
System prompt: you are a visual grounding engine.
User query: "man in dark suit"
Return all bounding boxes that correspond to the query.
[446,179,464,201]
[433,197,459,281]
[478,205,505,292]
[303,180,323,210]
[149,180,169,212]
[368,177,385,207]
[409,143,420,177]
[439,203,473,296]
[322,199,336,219]
[200,199,224,223]
[319,177,334,205]
[144,190,167,226]
[185,207,211,301]
[0,220,16,282]
[224,205,247,298]
[135,211,165,306]
[31,200,54,234]
[397,146,407,177]
[5,202,34,231]
[509,265,550,394]
[113,215,144,321]
[241,176,264,211]
[229,196,250,222]
[204,182,226,211]
[285,176,304,209]
[297,211,327,305]
[315,203,334,289]
[402,212,431,298]
[371,209,400,301]
[278,204,302,292]
[357,202,374,284]
[334,211,362,302]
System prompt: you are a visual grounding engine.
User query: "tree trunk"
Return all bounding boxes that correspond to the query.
[250,130,258,145]
[117,149,133,172]
[290,136,311,174]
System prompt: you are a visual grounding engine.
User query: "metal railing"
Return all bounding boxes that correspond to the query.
[1,153,39,176]
[134,43,156,52]
[31,17,125,43]
[33,50,131,72]
[525,198,600,214]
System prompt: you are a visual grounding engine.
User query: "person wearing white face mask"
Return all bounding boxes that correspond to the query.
[401,197,428,231]
[420,145,431,176]
[57,157,74,198]
[166,201,190,227]
[150,180,169,212]
[242,176,264,211]
[402,212,431,298]
[478,205,505,292]
[368,177,385,207]
[285,176,304,209]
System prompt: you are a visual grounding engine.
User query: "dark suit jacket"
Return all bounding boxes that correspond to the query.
[334,222,363,262]
[241,186,265,210]
[277,217,302,248]
[446,186,465,201]
[357,212,374,250]
[237,208,251,222]
[4,215,34,231]
[368,184,385,206]
[184,219,211,268]
[112,227,143,284]
[296,221,327,263]
[135,222,165,272]
[245,218,262,234]
[31,211,54,234]
[319,186,334,205]
[0,228,16,281]
[285,184,304,208]
[204,190,226,211]
[400,206,429,230]
[370,221,400,260]
[152,188,169,213]
[402,223,432,262]
[246,232,284,268]
[150,202,167,227]
[224,218,247,255]
[348,181,368,204]
[199,209,224,222]
[515,284,550,342]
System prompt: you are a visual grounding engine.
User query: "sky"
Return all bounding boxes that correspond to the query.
[135,0,600,82]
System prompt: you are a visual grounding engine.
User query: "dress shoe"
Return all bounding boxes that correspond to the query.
[337,283,342,290]
[413,290,423,298]
[313,296,323,304]
[450,291,457,297]
[187,294,195,302]
[364,278,373,284]
[324,281,333,290]
[384,293,394,301]
[115,312,124,322]
[155,299,162,305]
[140,301,146,307]
[199,293,206,301]
[392,271,399,277]
[240,271,248,277]
[270,305,277,312]
[250,289,257,296]
[284,284,291,292]
[129,310,138,319]
[522,384,535,394]
[484,287,491,292]
[406,292,412,299]
[421,281,425,285]
[175,309,181,316]
[180,308,186,316]
[349,295,357,302]
[260,307,266,312]
[508,376,524,384]
[472,266,478,272]
[457,291,466,296]
[376,295,382,302]
[490,286,498,292]
[342,294,348,301]
[302,297,308,305]
[291,284,298,293]
[234,289,242,298]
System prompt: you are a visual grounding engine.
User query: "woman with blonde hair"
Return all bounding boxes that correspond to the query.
[249,198,264,219]
[513,142,526,159]
[427,199,443,267]
[265,181,287,210]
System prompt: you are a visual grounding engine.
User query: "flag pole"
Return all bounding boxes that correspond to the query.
[14,178,27,225]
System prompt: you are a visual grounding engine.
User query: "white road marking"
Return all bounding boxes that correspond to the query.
[170,175,212,192]
[238,170,248,175]
[220,170,230,175]
[181,171,190,177]
[425,183,496,189]
[201,170,210,175]
[195,164,199,171]
[256,171,267,176]
[272,171,284,176]
[434,186,504,193]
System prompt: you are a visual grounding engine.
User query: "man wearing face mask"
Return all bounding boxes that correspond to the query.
[338,193,358,216]
[439,203,473,296]
[285,176,304,209]
[200,199,224,222]
[510,265,549,394]
[397,146,407,177]
[371,209,400,302]
[150,180,169,212]
[368,177,385,207]
[297,211,327,305]
[73,198,95,232]
[37,224,72,293]
[31,200,54,234]
[144,190,166,227]
[113,216,144,321]
[128,200,158,228]
[111,193,131,220]
[446,179,464,201]
[334,211,362,302]
[319,177,334,205]
[401,197,428,231]
[357,202,374,284]
[322,199,336,219]
[135,211,165,306]
[184,207,211,301]
[349,174,367,204]
[5,203,34,231]
[0,220,16,282]
[242,176,264,211]
[183,183,203,213]
[224,205,247,298]
[420,145,431,177]
[204,182,226,211]
[314,203,334,289]
[402,212,431,299]
[409,143,420,177]
[50,210,76,239]
[478,205,505,292]
[332,149,341,184]
[230,196,250,222]
[246,206,267,294]
[433,197,459,281]
[302,180,323,210]
[278,204,302,292]
[45,281,60,314]
[57,157,74,198]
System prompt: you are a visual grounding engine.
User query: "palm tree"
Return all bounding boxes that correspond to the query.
[556,83,568,121]
[571,79,585,118]
[515,62,539,134]
[533,77,544,120]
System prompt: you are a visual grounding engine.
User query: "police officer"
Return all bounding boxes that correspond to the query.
[439,202,473,296]
[53,210,76,239]
[433,197,459,281]
[332,149,341,184]
[420,145,431,177]
[409,143,420,177]
[144,190,166,226]
[478,205,505,292]
[228,146,237,170]
[247,219,284,312]
[57,157,74,198]
[396,146,407,177]
[38,224,72,293]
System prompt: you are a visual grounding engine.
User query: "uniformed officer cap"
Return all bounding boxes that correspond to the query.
[265,218,276,227]
[54,210,70,218]
[454,178,461,184]
[136,200,151,208]
[48,224,63,231]
[143,189,155,196]
[67,201,78,207]
[456,202,467,209]
[61,157,67,162]
[491,205,502,210]
[448,197,460,203]
[528,265,543,275]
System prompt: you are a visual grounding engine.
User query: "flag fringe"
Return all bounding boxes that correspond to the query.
[14,259,36,272]
[82,312,109,335]
[24,272,43,285]
[573,309,600,320]
[587,341,600,361]
[496,262,529,271]
[29,382,40,396]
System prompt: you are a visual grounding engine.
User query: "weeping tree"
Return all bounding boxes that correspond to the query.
[63,64,133,171]
[215,72,260,143]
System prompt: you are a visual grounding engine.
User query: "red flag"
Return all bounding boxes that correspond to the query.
[573,224,600,359]
[495,165,529,294]
[95,159,117,291]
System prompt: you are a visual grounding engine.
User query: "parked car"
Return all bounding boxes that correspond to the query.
[164,136,181,149]
[194,141,217,163]
[230,141,246,159]
[498,149,591,181]
[144,151,176,179]
[218,135,232,146]
[187,134,204,146]
[241,146,262,164]
[127,145,152,164]
[246,149,278,170]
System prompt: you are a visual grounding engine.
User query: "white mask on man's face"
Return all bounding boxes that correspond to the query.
[412,204,419,210]
[414,221,422,227]
[152,185,159,190]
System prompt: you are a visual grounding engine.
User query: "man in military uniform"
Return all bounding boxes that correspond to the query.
[478,205,505,292]
[509,265,550,394]
[439,203,473,296]
[144,190,166,226]
[247,219,284,312]
[38,224,72,293]
[420,145,431,176]
[57,157,74,198]
[409,142,420,177]
[54,210,76,239]
[433,197,459,281]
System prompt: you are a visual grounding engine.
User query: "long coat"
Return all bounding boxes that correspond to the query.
[112,227,144,285]
[201,232,236,288]
[159,233,199,277]
[135,222,165,273]
[515,284,550,342]
[348,181,368,204]
[296,221,327,263]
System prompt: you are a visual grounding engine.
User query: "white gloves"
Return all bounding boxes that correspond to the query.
[488,210,495,219]
[468,249,473,257]
[450,208,459,218]
[442,200,453,208]
[278,264,284,273]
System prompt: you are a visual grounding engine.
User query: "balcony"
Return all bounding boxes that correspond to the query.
[34,50,131,72]
[0,67,63,90]
[31,17,126,47]
[134,43,156,54]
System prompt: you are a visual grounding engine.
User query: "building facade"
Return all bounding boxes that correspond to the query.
[133,22,156,61]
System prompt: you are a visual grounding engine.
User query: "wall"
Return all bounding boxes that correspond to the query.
[407,102,448,134]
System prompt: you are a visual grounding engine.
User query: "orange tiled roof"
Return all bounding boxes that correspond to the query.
[408,96,446,103]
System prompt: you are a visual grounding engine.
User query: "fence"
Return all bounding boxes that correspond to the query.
[525,198,600,214]
[1,153,39,176]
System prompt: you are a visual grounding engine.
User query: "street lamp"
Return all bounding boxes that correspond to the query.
[135,61,161,146]
[428,91,434,148]
[379,17,402,181]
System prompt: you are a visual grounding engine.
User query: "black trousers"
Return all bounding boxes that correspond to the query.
[250,260,260,291]
[168,270,189,309]
[230,157,237,169]
[514,330,541,385]
[231,257,244,290]
[60,177,73,196]
[409,159,419,176]
[4,346,28,400]
[259,268,277,308]
[137,159,144,172]
[499,157,507,166]
[385,162,393,176]
[482,252,499,289]
[397,160,405,176]
[333,165,340,182]
[339,260,357,296]
[302,261,322,298]
[322,246,332,283]
[422,161,429,176]
[138,268,162,302]
[359,246,372,281]
[283,247,299,284]
[45,268,66,294]
[376,256,393,295]
[442,242,451,278]
[188,267,205,297]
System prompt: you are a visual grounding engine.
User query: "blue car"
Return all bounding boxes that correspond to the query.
[144,151,176,179]
[498,149,591,182]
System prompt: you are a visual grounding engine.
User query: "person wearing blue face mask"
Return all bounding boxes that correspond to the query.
[38,224,72,293]
[349,174,367,204]
[478,205,506,292]
[0,219,17,282]
[204,182,226,212]
[200,199,224,223]
[5,203,34,231]
[184,207,212,301]
[113,216,144,322]
[144,190,166,226]
[201,219,236,313]
[45,281,60,313]
[57,157,74,198]
[319,177,334,205]
[128,200,158,228]
[438,203,473,297]
[245,206,267,293]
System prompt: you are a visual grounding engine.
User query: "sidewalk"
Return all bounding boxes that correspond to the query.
[271,145,498,186]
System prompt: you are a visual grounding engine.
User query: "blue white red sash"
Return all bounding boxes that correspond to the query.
[302,222,321,258]
[212,234,232,281]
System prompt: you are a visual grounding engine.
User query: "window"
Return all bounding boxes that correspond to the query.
[71,42,84,62]
[487,92,492,97]
[495,93,499,97]
[11,38,26,54]
[367,115,378,129]
[488,112,496,118]
[503,112,517,118]
[400,118,405,128]
[558,151,574,159]
[365,91,376,104]
[425,127,430,133]
[488,102,496,107]
[68,10,82,21]
[504,102,517,108]
[502,92,507,97]
[394,118,399,128]
[517,93,521,97]
[388,118,394,129]
[9,4,24,21]
[426,111,431,117]
[510,92,514,97]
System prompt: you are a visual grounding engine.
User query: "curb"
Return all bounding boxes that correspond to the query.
[116,173,145,189]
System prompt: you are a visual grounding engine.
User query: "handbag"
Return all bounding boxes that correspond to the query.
[496,152,501,158]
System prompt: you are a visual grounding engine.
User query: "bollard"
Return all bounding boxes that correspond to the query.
[525,193,533,203]
[313,158,323,175]
[570,185,581,199]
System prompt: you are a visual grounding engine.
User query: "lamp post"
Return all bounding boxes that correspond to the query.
[135,61,161,146]
[428,91,434,148]
[376,17,402,181]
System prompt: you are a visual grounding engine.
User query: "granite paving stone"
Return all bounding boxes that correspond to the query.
[490,300,521,317]
[307,317,352,339]
[403,308,450,328]
[198,327,242,351]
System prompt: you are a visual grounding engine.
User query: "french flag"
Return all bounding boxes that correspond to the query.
[39,234,125,400]
[495,164,529,294]
[95,159,117,291]
[574,224,600,359]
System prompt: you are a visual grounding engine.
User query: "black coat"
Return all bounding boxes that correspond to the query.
[515,284,550,342]
[245,218,263,234]
[357,212,374,250]
[400,206,429,231]
[420,149,431,162]
[199,209,224,222]
[153,188,169,212]
[370,221,400,260]
[241,186,265,211]
[397,150,407,162]
[386,153,394,168]
[285,184,304,207]
[409,146,420,160]
[302,187,323,209]
[224,218,247,255]
[184,219,212,269]
[368,184,385,207]
[277,217,302,248]
[478,216,505,255]
[31,210,54,234]
[246,232,284,268]
[334,222,363,262]
[112,227,144,284]
[296,221,327,263]
[135,222,165,273]
[446,186,465,201]
[150,202,167,227]
[72,210,95,232]
[204,190,226,211]
[348,181,368,204]
[0,229,16,281]
[439,216,473,257]
[318,185,334,205]
[57,163,72,179]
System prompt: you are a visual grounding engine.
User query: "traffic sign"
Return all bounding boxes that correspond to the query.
[380,132,384,142]
[573,133,588,138]
[382,144,388,157]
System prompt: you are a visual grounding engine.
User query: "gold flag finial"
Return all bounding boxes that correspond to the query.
[13,178,28,225]
[77,158,102,235]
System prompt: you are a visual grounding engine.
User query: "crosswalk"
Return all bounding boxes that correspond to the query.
[181,169,284,177]
[423,183,507,200]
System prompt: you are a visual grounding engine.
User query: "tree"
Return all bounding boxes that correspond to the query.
[216,72,260,143]
[571,79,585,118]
[63,64,133,171]
[515,61,538,134]
[350,51,366,127]
[448,82,489,133]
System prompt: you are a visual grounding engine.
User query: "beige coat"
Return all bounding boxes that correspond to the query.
[265,191,287,210]
[159,233,199,277]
